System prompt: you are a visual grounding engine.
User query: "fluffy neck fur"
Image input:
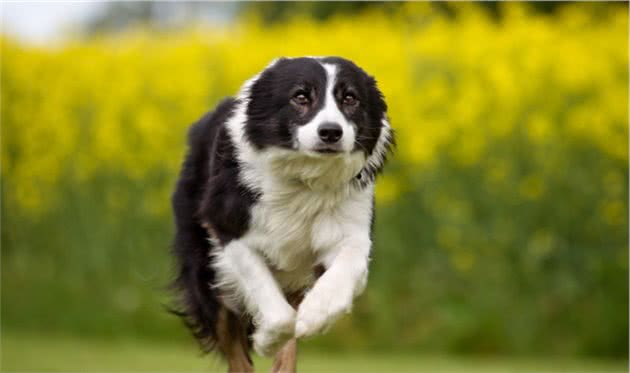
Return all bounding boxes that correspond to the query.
[263,149,366,191]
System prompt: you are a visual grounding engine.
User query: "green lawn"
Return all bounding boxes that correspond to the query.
[1,332,626,372]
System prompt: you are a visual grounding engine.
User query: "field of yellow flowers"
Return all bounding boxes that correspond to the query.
[2,3,628,356]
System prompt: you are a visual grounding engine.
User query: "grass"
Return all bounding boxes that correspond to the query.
[1,332,627,373]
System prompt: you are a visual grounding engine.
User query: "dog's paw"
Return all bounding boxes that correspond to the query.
[252,307,296,357]
[295,281,353,338]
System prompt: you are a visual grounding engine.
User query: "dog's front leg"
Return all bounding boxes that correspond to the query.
[295,235,371,338]
[214,240,296,357]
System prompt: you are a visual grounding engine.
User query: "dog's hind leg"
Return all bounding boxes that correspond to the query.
[270,292,304,373]
[216,305,254,373]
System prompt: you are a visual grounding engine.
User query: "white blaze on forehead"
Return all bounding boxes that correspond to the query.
[296,62,356,154]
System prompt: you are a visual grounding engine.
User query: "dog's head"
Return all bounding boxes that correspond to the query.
[241,57,392,167]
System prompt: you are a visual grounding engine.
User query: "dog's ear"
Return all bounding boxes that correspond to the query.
[356,74,389,157]
[365,75,388,124]
[247,72,275,120]
[244,59,296,150]
[355,73,394,185]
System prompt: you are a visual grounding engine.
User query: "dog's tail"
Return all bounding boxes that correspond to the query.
[169,226,221,352]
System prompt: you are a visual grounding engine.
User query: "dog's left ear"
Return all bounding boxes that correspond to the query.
[363,74,394,176]
[365,75,388,123]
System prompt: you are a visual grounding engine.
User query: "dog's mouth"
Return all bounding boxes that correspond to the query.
[296,140,346,157]
[314,148,342,154]
[312,143,344,155]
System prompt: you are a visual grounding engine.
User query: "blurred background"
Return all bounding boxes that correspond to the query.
[1,2,628,372]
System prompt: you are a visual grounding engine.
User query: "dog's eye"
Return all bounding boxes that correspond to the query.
[293,92,310,105]
[343,93,358,106]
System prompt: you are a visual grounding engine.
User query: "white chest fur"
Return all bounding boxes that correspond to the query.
[239,151,374,291]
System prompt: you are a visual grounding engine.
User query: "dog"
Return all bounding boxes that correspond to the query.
[171,56,394,372]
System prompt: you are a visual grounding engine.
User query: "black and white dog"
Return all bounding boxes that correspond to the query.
[171,56,393,370]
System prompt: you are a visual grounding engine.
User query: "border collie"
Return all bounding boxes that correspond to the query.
[171,56,394,371]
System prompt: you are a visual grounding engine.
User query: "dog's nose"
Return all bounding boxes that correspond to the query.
[318,122,343,144]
